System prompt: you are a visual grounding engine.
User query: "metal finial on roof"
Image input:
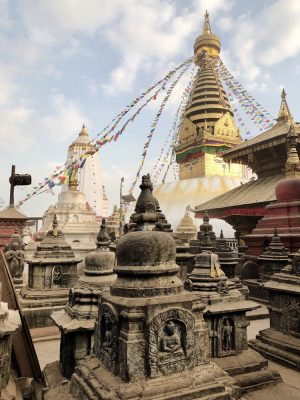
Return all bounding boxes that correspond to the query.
[277,88,294,123]
[285,123,300,178]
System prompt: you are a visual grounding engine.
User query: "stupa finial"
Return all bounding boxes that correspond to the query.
[69,170,78,191]
[79,123,88,136]
[277,88,294,124]
[96,218,110,248]
[285,124,300,178]
[202,10,212,34]
[220,229,224,239]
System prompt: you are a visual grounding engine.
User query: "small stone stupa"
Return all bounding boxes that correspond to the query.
[190,211,216,254]
[20,214,81,329]
[257,229,290,281]
[187,242,279,391]
[106,205,121,241]
[215,230,240,279]
[250,249,300,369]
[70,174,234,400]
[176,206,198,243]
[51,218,116,378]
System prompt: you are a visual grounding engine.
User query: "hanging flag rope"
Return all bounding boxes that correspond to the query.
[216,58,275,131]
[129,62,193,195]
[16,58,193,207]
[151,65,198,184]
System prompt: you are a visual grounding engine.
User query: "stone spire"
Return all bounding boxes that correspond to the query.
[215,230,240,279]
[277,88,294,124]
[284,124,300,178]
[96,218,110,248]
[129,174,158,231]
[199,211,216,242]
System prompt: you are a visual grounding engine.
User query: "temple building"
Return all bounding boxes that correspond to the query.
[62,124,109,218]
[37,172,99,265]
[195,89,299,245]
[154,11,248,229]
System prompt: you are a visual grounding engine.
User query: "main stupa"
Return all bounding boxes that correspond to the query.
[154,12,247,230]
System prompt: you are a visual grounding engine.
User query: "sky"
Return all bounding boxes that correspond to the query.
[1,0,300,220]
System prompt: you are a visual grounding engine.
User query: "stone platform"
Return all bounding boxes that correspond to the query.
[71,358,234,400]
[213,349,281,394]
[249,328,300,370]
[19,287,70,329]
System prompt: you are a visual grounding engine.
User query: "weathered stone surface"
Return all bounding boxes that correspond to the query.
[249,250,300,369]
[20,214,81,329]
[70,174,235,399]
[4,232,25,285]
[52,218,116,378]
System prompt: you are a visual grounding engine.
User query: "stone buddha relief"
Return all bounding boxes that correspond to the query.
[148,308,196,378]
[218,317,235,355]
[97,303,118,374]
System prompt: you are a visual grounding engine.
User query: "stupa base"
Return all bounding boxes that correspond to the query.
[213,349,281,394]
[70,357,236,400]
[249,328,300,370]
[243,279,269,303]
[19,287,70,329]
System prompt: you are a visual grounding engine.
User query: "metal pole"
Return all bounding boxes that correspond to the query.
[119,177,124,233]
[9,165,15,206]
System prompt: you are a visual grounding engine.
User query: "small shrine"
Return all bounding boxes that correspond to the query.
[20,214,81,329]
[190,211,216,254]
[4,231,25,287]
[250,250,300,370]
[51,218,116,378]
[176,206,197,243]
[70,175,234,400]
[187,250,280,392]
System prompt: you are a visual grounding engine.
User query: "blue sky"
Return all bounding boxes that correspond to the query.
[1,0,300,218]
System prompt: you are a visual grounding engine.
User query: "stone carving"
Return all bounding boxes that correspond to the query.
[4,233,25,282]
[291,252,300,275]
[52,265,62,286]
[97,303,118,373]
[148,308,196,378]
[281,298,300,335]
[222,319,234,352]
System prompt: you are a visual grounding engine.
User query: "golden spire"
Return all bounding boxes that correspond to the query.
[285,124,300,178]
[69,169,79,191]
[194,10,221,61]
[202,10,212,34]
[277,88,294,124]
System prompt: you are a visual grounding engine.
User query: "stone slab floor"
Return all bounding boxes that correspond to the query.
[31,318,300,399]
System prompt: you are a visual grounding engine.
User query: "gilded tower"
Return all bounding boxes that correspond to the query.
[175,12,243,180]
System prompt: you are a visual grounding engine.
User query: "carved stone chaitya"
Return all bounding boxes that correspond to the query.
[51,218,116,378]
[19,214,81,329]
[250,249,300,369]
[190,211,216,254]
[4,232,25,285]
[70,175,234,400]
[187,248,280,391]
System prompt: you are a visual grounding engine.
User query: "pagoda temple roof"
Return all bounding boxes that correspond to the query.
[194,173,283,217]
[223,122,300,163]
